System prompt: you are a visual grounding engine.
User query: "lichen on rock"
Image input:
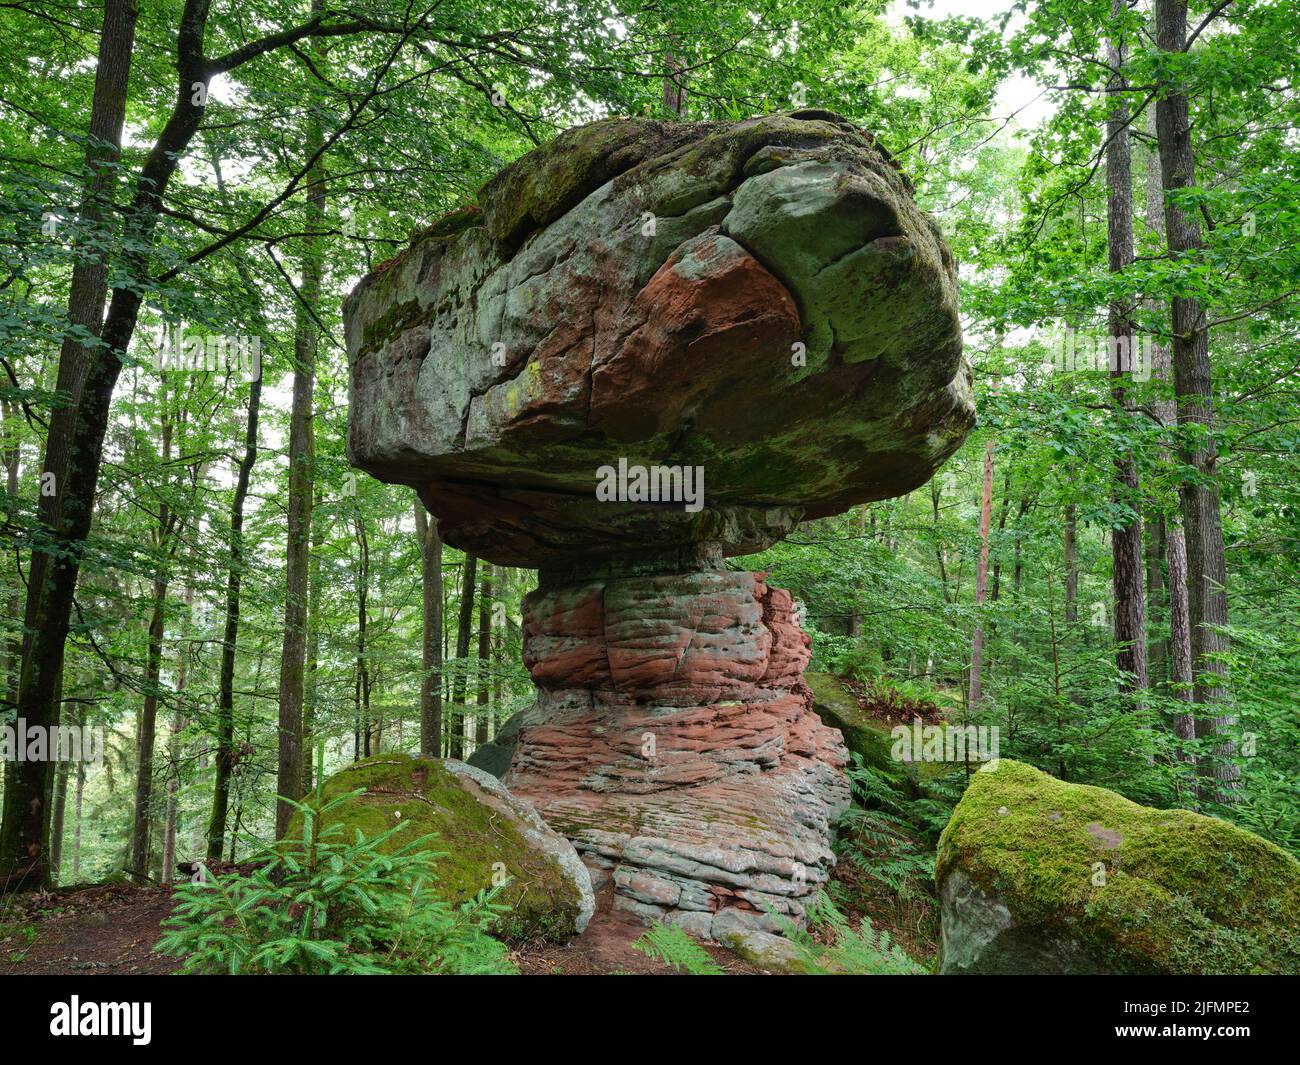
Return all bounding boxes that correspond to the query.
[345,111,972,568]
[936,759,1300,974]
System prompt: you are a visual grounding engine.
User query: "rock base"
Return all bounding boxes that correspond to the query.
[504,565,850,938]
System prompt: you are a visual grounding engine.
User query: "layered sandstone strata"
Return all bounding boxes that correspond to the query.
[504,565,849,935]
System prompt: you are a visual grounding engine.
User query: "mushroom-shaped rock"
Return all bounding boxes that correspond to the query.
[345,112,973,938]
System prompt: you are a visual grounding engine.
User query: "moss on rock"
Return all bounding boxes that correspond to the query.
[936,760,1300,974]
[807,672,909,787]
[286,754,593,944]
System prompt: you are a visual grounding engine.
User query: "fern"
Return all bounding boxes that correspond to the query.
[632,921,726,974]
[771,892,926,975]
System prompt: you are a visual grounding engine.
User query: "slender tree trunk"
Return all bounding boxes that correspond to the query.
[476,564,493,746]
[303,482,325,792]
[49,758,69,885]
[354,511,371,759]
[662,33,686,115]
[1154,0,1236,797]
[1105,12,1148,696]
[71,756,85,881]
[1,400,21,810]
[208,371,262,858]
[1143,102,1197,754]
[1063,504,1079,625]
[275,101,326,835]
[1012,494,1030,599]
[450,554,477,759]
[968,442,994,709]
[162,583,193,883]
[414,502,443,757]
[130,418,175,877]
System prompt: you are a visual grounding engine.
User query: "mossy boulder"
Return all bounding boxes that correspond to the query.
[936,760,1300,974]
[289,754,594,943]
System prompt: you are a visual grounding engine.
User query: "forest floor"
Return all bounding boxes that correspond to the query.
[0,852,937,975]
[0,881,766,975]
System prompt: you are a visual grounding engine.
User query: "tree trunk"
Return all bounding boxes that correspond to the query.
[450,554,478,760]
[968,441,994,709]
[130,416,175,878]
[1154,0,1236,797]
[1105,11,1148,696]
[208,368,263,858]
[303,482,325,793]
[71,757,85,881]
[1143,99,1197,754]
[162,583,194,883]
[49,758,69,885]
[275,0,327,839]
[476,564,493,746]
[1,0,140,890]
[414,502,443,757]
[354,510,371,759]
[1063,503,1078,625]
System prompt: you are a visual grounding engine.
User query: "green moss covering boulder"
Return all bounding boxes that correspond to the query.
[936,760,1300,974]
[807,672,909,787]
[289,754,594,943]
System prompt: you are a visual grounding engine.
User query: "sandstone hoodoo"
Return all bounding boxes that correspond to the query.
[345,111,974,937]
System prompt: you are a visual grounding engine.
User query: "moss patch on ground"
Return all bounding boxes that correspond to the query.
[937,760,1300,974]
[286,754,585,943]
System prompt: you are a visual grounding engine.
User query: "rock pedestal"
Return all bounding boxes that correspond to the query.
[505,561,849,935]
[344,111,973,936]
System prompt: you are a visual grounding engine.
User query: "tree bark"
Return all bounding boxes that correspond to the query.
[968,442,994,710]
[353,509,371,759]
[476,564,493,745]
[49,757,69,885]
[208,358,263,858]
[1105,11,1148,696]
[275,61,326,835]
[450,554,477,759]
[2,0,141,890]
[1154,0,1236,797]
[1143,101,1197,753]
[414,501,443,757]
[71,756,85,882]
[303,481,325,793]
[130,413,175,878]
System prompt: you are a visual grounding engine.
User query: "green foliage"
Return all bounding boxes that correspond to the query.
[779,892,926,975]
[632,922,726,975]
[156,787,516,975]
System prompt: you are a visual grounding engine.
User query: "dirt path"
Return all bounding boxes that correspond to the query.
[0,883,177,975]
[0,883,768,975]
